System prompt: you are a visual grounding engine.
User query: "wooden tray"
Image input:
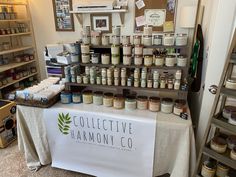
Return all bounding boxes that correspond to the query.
[16,94,60,108]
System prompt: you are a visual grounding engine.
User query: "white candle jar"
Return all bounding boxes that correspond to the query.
[81,54,90,63]
[93,91,103,105]
[101,54,110,64]
[111,55,120,65]
[134,45,143,55]
[153,35,163,45]
[134,55,143,65]
[161,98,174,114]
[91,35,101,46]
[153,71,159,80]
[143,35,152,46]
[122,35,130,45]
[165,55,176,67]
[134,79,139,87]
[91,53,100,64]
[81,44,90,54]
[123,44,132,55]
[175,70,182,80]
[125,96,137,111]
[121,68,127,78]
[153,80,159,88]
[114,68,120,78]
[114,78,120,86]
[163,34,175,46]
[96,76,101,85]
[123,55,132,65]
[111,45,120,55]
[143,26,152,35]
[133,35,142,45]
[175,34,188,46]
[112,35,120,45]
[82,90,93,104]
[154,55,165,66]
[102,35,110,46]
[177,55,187,67]
[121,78,126,86]
[144,55,153,66]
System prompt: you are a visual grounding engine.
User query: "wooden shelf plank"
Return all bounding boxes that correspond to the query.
[66,82,187,93]
[221,87,236,99]
[0,60,35,73]
[203,147,236,169]
[212,116,236,134]
[79,63,187,70]
[0,18,30,22]
[0,32,31,38]
[90,44,188,49]
[0,46,34,55]
[0,72,38,89]
[70,9,128,14]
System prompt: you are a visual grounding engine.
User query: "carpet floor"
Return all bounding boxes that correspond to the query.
[0,141,169,177]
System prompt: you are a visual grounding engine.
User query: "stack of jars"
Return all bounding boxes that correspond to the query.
[64,65,80,83]
[81,43,90,64]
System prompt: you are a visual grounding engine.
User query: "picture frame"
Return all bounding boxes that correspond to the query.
[90,14,112,33]
[52,0,74,31]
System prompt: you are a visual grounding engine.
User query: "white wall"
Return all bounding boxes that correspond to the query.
[28,0,198,79]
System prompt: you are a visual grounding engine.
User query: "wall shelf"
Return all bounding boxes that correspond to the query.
[0,46,34,55]
[70,8,128,25]
[0,32,31,38]
[90,44,187,49]
[0,60,35,73]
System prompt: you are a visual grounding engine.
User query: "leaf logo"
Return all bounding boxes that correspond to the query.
[58,113,72,135]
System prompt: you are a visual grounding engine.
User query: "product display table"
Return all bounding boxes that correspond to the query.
[17,103,196,177]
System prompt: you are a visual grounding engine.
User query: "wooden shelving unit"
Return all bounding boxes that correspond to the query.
[0,0,40,99]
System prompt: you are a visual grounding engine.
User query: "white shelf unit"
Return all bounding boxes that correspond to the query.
[0,0,40,99]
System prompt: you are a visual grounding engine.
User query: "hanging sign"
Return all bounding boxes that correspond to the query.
[145,9,166,27]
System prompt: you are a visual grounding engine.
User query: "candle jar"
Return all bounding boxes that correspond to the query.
[230,147,236,160]
[201,160,216,177]
[143,26,152,35]
[163,34,175,46]
[175,70,182,80]
[123,55,132,65]
[144,55,153,66]
[216,163,229,177]
[101,53,110,64]
[76,75,82,84]
[177,55,187,67]
[114,68,120,78]
[149,97,161,112]
[122,35,130,45]
[153,35,163,45]
[112,35,120,45]
[114,77,120,86]
[141,79,146,88]
[133,35,142,45]
[153,80,159,88]
[90,77,95,84]
[143,35,152,46]
[102,77,107,85]
[102,35,110,45]
[111,55,120,65]
[107,77,113,86]
[134,45,143,55]
[225,79,236,90]
[121,68,127,78]
[91,35,101,45]
[101,68,107,77]
[91,53,100,64]
[222,106,236,119]
[165,55,176,67]
[167,79,174,89]
[93,91,103,105]
[227,135,236,150]
[127,78,132,87]
[96,76,101,85]
[107,68,113,78]
[111,45,120,55]
[229,112,236,125]
[60,92,72,104]
[154,55,165,66]
[82,35,91,45]
[81,54,90,63]
[175,34,188,46]
[174,79,181,90]
[123,44,132,55]
[82,75,89,84]
[112,26,121,36]
[82,90,93,104]
[161,98,173,114]
[103,93,114,107]
[125,95,137,111]
[134,69,140,79]
[121,78,126,86]
[147,79,153,88]
[137,96,148,110]
[113,94,125,109]
[134,79,139,87]
[173,99,186,116]
[153,71,159,80]
[210,136,227,153]
[141,69,147,79]
[134,55,143,66]
[72,92,82,104]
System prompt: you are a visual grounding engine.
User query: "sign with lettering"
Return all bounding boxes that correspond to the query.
[44,108,156,177]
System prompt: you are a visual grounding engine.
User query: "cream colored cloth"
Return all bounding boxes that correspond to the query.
[17,104,196,177]
[17,105,51,171]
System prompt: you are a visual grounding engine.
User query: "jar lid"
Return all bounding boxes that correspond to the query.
[61,91,71,95]
[149,97,160,102]
[143,35,152,37]
[164,33,174,37]
[94,91,103,96]
[82,90,93,94]
[162,98,173,104]
[123,44,132,47]
[111,44,120,47]
[177,55,187,58]
[135,44,144,47]
[134,35,141,38]
[126,95,136,101]
[175,99,187,106]
[114,94,124,99]
[177,33,187,36]
[104,92,113,97]
[166,55,176,58]
[212,136,227,146]
[137,95,148,100]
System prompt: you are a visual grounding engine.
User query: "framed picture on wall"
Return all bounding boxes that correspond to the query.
[90,14,112,33]
[52,0,74,31]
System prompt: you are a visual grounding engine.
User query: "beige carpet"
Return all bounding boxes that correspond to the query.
[0,141,169,177]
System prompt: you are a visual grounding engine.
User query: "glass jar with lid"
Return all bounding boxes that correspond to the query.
[165,55,176,67]
[111,55,120,65]
[82,90,93,104]
[93,91,103,105]
[91,53,100,64]
[134,55,143,65]
[154,55,165,66]
[177,55,187,67]
[201,160,216,177]
[112,35,120,45]
[101,53,110,64]
[175,33,188,46]
[149,97,161,112]
[137,96,148,110]
[133,35,142,45]
[103,93,114,107]
[144,55,153,66]
[111,45,120,55]
[161,98,174,114]
[81,44,90,53]
[134,45,143,55]
[91,35,101,45]
[123,55,132,65]
[123,44,132,55]
[125,95,137,111]
[113,94,125,109]
[143,35,152,46]
[160,77,166,89]
[153,35,163,45]
[81,53,90,63]
[173,99,186,116]
[163,33,175,46]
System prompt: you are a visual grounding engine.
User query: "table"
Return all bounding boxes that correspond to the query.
[17,103,196,177]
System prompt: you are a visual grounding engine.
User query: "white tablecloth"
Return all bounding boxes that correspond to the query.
[17,103,196,177]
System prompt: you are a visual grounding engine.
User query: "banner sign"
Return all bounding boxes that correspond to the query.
[44,108,156,177]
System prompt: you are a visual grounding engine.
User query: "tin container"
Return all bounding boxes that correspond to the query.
[134,45,143,55]
[60,92,72,104]
[103,93,114,107]
[123,44,132,55]
[93,91,103,105]
[153,35,163,45]
[113,94,125,109]
[134,55,143,66]
[161,98,173,114]
[123,55,132,65]
[125,95,137,111]
[82,90,93,104]
[149,97,161,112]
[143,35,152,46]
[101,54,110,65]
[72,92,82,104]
[175,34,188,46]
[163,34,175,46]
[173,99,186,116]
[137,96,148,110]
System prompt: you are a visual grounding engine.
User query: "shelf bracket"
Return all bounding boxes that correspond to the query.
[74,13,83,26]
